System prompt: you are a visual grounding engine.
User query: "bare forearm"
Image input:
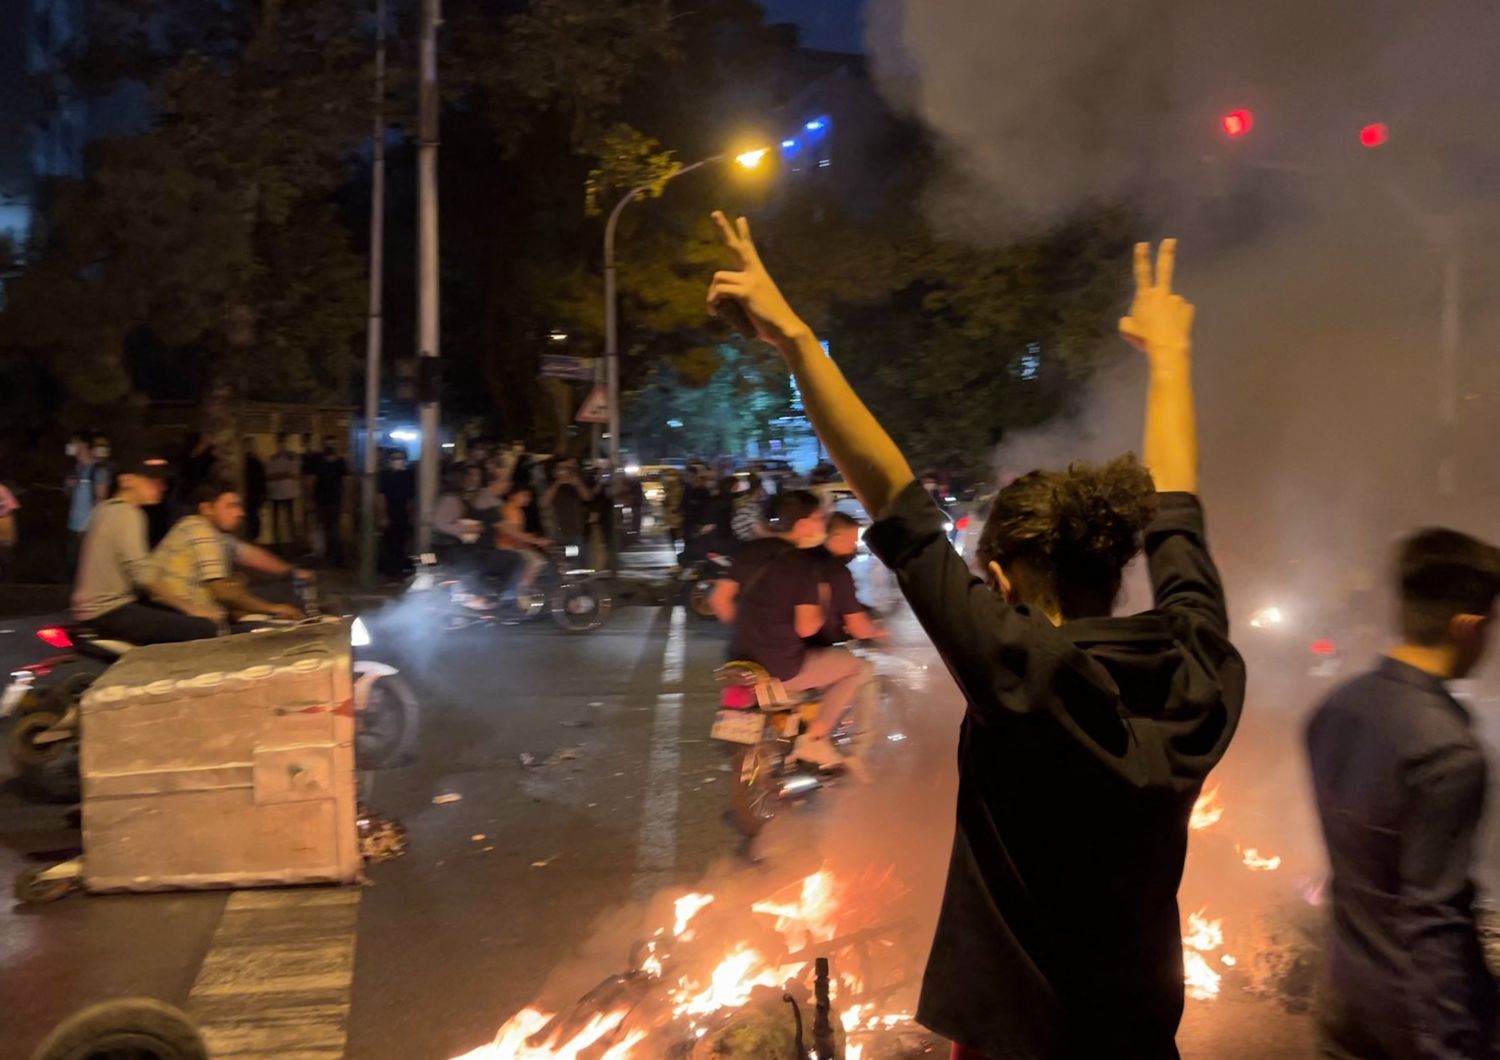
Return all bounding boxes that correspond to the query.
[778,329,914,516]
[238,543,292,576]
[1143,348,1198,495]
[209,578,277,616]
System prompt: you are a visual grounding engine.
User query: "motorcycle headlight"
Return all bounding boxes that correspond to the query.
[351,617,371,648]
[565,545,580,558]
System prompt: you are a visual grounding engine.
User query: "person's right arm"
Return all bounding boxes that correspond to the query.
[1400,740,1490,1059]
[711,579,738,624]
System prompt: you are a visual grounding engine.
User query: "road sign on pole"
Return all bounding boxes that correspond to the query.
[575,384,609,424]
[540,354,599,382]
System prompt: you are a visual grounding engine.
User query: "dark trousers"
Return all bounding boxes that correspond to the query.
[379,519,411,577]
[244,496,264,543]
[270,499,296,547]
[91,602,218,645]
[319,504,346,566]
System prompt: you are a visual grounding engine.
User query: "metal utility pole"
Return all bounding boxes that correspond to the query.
[602,155,730,471]
[358,0,387,588]
[415,0,441,551]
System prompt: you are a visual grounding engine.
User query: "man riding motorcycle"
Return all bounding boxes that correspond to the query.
[711,490,874,770]
[151,479,310,627]
[72,453,223,645]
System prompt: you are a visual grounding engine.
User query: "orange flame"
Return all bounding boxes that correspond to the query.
[1182,909,1232,1002]
[1238,846,1282,871]
[673,892,715,939]
[670,944,807,1018]
[454,1007,641,1059]
[751,868,839,952]
[1190,784,1224,831]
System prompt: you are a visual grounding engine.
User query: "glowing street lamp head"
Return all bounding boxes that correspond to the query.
[735,148,769,169]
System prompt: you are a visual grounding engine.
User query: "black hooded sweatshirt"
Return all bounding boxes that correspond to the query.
[865,481,1245,1060]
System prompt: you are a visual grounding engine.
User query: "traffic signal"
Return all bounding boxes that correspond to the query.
[1358,122,1389,148]
[1221,109,1254,138]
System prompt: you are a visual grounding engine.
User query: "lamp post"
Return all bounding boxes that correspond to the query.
[600,149,768,470]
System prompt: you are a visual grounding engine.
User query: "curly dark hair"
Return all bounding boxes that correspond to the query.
[976,454,1157,620]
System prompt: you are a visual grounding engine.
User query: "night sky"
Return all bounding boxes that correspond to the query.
[760,0,865,53]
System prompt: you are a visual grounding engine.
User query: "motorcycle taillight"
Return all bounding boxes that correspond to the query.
[36,626,73,649]
[720,686,757,710]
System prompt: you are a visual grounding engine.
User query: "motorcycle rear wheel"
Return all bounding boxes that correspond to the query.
[551,581,612,633]
[10,711,67,769]
[728,735,782,837]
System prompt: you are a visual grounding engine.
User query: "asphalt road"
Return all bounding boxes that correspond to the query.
[0,561,1319,1059]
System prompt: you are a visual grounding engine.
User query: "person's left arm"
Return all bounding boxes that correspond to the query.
[234,540,307,579]
[1400,740,1492,1059]
[706,212,913,517]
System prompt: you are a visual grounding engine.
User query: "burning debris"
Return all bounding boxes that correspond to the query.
[1189,784,1224,831]
[453,867,937,1059]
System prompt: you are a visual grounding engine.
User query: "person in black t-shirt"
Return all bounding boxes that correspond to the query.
[711,490,874,770]
[706,216,1244,1060]
[807,511,886,646]
[313,436,349,566]
[377,449,416,577]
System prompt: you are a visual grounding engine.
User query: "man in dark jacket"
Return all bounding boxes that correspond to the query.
[706,217,1244,1058]
[1307,529,1500,1059]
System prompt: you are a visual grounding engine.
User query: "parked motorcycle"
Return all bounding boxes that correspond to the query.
[710,656,880,837]
[4,613,418,795]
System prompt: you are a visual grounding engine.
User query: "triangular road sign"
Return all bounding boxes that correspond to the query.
[575,384,609,424]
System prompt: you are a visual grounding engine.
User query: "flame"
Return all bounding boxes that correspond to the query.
[673,892,715,939]
[751,868,839,952]
[1190,785,1224,831]
[1182,909,1232,1002]
[1238,846,1282,872]
[670,944,806,1018]
[462,868,915,1058]
[455,1007,639,1059]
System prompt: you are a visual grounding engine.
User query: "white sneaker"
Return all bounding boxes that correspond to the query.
[793,734,847,771]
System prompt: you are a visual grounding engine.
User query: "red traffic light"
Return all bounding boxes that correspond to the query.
[1359,122,1389,148]
[1222,109,1254,138]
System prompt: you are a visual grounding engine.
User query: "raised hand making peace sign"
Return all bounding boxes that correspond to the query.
[1119,239,1195,358]
[706,211,809,350]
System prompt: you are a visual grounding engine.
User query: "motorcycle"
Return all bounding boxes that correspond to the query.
[405,545,613,633]
[710,656,879,837]
[4,612,419,796]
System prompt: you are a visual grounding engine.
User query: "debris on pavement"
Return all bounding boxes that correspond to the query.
[531,854,559,868]
[357,805,409,863]
[432,793,463,805]
[471,834,486,842]
[520,747,583,768]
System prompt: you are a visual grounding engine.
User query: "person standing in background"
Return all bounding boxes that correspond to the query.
[1307,530,1500,1060]
[241,437,267,543]
[377,449,417,578]
[266,434,300,550]
[300,433,324,556]
[661,468,685,558]
[313,436,349,567]
[542,459,593,556]
[66,431,109,574]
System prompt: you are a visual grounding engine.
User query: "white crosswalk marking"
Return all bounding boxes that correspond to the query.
[187,888,360,1059]
[633,606,690,898]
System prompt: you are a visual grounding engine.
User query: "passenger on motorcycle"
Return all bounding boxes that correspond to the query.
[807,511,887,647]
[71,453,223,645]
[152,480,309,627]
[431,470,517,598]
[711,489,874,771]
[497,486,551,594]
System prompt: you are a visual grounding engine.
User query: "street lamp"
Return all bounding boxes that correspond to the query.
[601,147,768,469]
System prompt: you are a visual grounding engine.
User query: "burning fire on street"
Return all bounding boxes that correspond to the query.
[453,867,929,1059]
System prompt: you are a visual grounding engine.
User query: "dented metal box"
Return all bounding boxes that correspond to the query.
[80,621,359,892]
